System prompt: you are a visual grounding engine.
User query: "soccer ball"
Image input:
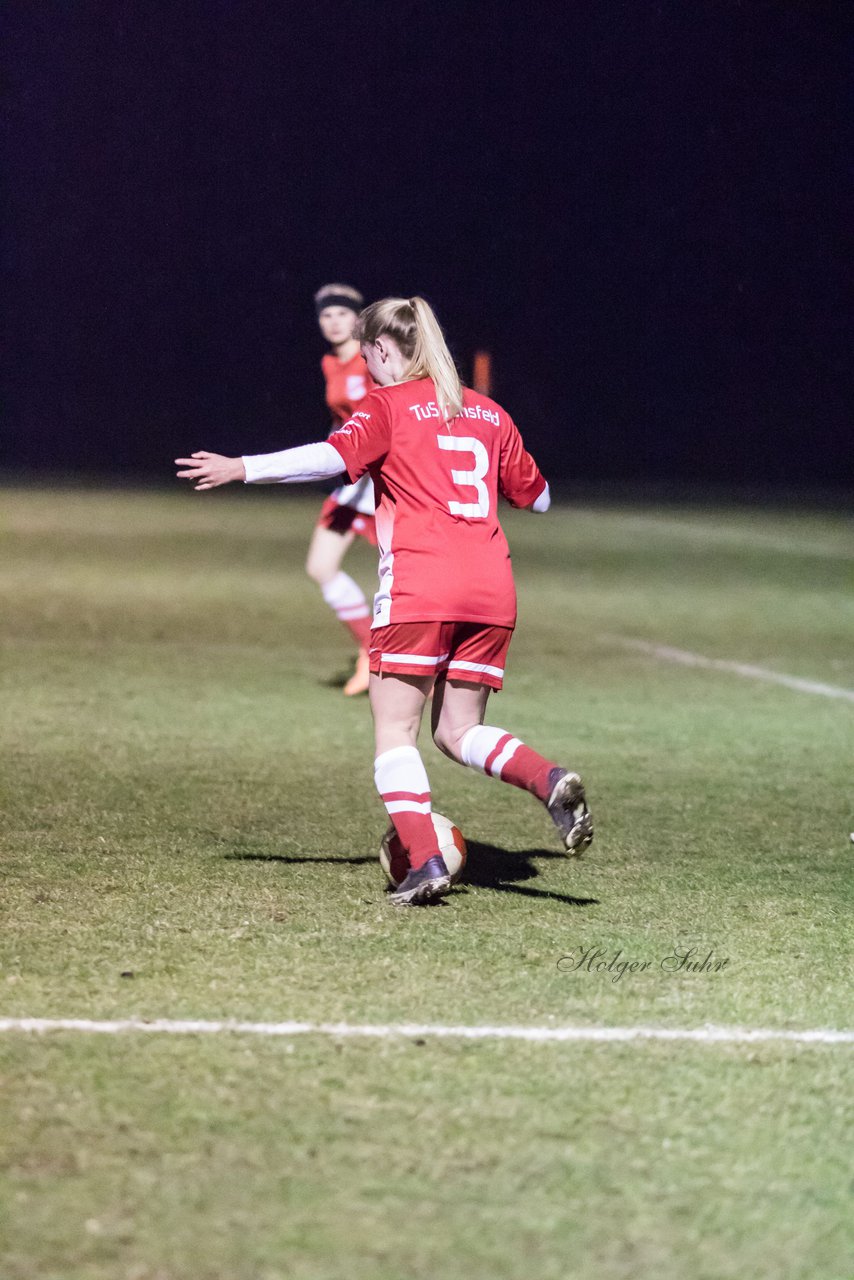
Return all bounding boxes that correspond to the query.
[379,812,467,888]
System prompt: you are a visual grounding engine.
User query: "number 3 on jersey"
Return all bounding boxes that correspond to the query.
[437,435,490,518]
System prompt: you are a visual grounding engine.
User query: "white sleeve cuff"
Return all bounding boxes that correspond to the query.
[242,441,347,484]
[531,482,551,513]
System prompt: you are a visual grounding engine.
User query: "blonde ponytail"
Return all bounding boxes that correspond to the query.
[354,296,463,422]
[406,297,463,422]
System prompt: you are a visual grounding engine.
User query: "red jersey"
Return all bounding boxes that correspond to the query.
[321,350,373,425]
[328,379,547,628]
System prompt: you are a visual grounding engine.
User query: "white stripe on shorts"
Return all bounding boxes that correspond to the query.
[489,736,522,778]
[384,799,433,815]
[380,651,450,667]
[446,660,505,679]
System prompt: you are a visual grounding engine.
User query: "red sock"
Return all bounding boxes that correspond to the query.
[374,746,441,871]
[495,742,554,800]
[343,614,371,647]
[386,809,439,870]
[460,726,556,801]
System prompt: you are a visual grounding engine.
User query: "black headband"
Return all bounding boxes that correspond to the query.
[316,294,362,316]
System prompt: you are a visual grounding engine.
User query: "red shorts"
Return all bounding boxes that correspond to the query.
[369,621,513,690]
[317,497,378,545]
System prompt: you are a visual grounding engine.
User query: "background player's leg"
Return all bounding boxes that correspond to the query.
[431,679,593,853]
[370,672,441,871]
[305,524,367,640]
[305,525,371,693]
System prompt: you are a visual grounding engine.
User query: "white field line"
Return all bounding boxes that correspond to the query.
[0,1018,852,1045]
[605,636,854,704]
[581,512,854,560]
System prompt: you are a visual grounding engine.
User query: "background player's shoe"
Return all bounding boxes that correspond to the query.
[343,648,370,697]
[546,768,593,856]
[390,855,451,905]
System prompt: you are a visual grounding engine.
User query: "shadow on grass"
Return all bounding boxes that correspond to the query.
[225,852,376,866]
[321,671,348,689]
[225,841,598,907]
[461,840,599,907]
[319,667,369,694]
[224,839,599,911]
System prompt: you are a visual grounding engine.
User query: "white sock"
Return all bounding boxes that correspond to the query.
[374,745,432,814]
[321,571,370,622]
[460,724,523,779]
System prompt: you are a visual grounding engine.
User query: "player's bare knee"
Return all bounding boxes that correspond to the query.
[432,723,466,763]
[305,557,331,585]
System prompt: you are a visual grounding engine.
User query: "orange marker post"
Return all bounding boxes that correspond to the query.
[473,349,492,397]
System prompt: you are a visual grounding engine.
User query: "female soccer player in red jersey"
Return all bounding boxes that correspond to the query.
[176,296,593,905]
[307,284,377,696]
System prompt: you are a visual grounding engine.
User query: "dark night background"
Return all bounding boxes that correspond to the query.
[3,2,850,489]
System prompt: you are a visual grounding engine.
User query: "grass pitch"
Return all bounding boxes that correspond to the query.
[1,484,852,1280]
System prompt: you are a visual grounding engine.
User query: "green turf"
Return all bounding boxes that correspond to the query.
[1,486,852,1279]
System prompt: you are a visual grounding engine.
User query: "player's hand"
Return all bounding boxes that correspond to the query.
[174,452,246,489]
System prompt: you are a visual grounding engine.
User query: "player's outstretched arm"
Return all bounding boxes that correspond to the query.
[175,452,245,490]
[176,442,347,491]
[240,441,347,485]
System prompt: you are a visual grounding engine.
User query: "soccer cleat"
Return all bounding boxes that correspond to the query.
[546,768,593,856]
[389,855,452,906]
[343,647,370,697]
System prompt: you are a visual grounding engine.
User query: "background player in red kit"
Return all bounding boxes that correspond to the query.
[305,284,377,696]
[176,296,593,905]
